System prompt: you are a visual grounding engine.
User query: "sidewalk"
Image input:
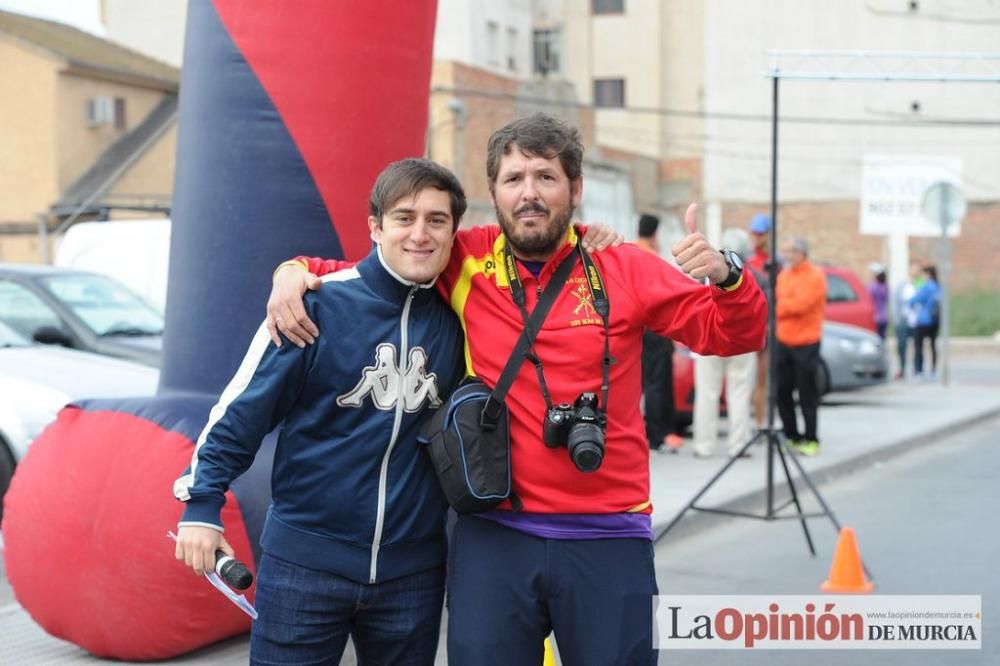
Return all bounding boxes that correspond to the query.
[2,357,998,664]
[648,372,1000,541]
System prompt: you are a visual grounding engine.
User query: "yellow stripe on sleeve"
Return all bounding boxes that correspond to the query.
[272,259,309,281]
[626,500,652,513]
[720,272,744,292]
[449,251,500,376]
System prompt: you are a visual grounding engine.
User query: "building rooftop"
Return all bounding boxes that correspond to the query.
[0,9,179,89]
[54,93,178,216]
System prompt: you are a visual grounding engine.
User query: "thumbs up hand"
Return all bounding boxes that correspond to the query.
[671,203,730,285]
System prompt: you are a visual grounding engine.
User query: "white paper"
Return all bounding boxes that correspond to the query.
[167,530,258,619]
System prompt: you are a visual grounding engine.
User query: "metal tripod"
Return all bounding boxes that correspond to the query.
[654,340,872,580]
[655,422,844,560]
[655,76,871,582]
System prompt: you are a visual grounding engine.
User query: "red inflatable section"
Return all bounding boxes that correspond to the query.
[1,1,440,659]
[213,0,437,260]
[2,408,255,660]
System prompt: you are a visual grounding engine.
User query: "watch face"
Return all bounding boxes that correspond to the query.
[728,250,744,271]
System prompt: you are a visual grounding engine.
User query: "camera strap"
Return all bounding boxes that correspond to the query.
[480,241,579,428]
[576,239,613,416]
[484,231,614,425]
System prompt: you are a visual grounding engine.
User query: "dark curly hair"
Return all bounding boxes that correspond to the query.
[485,113,583,194]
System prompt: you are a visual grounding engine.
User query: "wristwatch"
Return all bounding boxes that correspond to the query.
[715,249,744,290]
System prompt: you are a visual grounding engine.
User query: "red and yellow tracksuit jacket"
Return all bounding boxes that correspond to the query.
[296,225,767,516]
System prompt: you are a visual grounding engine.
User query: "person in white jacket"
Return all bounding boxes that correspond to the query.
[893,262,921,379]
[691,235,759,458]
[691,350,756,458]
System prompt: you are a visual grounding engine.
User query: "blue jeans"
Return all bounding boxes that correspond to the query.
[250,552,444,665]
[895,322,911,374]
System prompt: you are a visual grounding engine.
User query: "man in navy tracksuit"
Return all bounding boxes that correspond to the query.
[173,159,466,665]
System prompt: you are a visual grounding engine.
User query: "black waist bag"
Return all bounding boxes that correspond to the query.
[418,378,512,514]
[416,247,580,514]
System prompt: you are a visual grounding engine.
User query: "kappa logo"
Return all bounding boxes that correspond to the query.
[337,343,442,412]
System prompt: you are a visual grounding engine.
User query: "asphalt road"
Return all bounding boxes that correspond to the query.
[653,413,1000,665]
[0,354,996,663]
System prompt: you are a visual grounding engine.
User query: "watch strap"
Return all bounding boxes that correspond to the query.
[715,249,743,290]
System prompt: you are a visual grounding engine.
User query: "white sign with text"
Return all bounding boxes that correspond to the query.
[860,155,962,237]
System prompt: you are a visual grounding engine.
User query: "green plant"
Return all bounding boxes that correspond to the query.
[948,291,1000,336]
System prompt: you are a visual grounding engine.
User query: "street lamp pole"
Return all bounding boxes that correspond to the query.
[939,187,951,387]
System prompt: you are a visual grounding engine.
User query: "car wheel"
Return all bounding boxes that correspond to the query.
[0,440,15,525]
[815,361,830,396]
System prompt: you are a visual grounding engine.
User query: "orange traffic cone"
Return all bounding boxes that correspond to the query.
[820,527,874,593]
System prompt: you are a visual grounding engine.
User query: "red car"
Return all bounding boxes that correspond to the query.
[822,265,877,332]
[670,265,876,426]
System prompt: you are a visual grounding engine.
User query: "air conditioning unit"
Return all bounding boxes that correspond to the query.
[87,96,114,126]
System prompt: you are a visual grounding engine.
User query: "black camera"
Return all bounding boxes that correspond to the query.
[543,392,607,472]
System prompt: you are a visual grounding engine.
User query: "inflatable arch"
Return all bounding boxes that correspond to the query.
[2,0,437,658]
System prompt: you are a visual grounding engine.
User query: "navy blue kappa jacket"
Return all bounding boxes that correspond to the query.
[174,248,464,583]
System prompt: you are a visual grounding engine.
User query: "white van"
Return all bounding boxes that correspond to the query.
[54,218,170,312]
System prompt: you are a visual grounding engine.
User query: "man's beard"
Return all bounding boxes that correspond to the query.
[495,200,574,260]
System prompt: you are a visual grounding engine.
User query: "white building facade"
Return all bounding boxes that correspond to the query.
[434,0,534,79]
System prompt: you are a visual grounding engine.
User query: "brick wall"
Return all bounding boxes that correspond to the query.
[430,61,597,216]
[911,203,1000,294]
[721,200,1000,295]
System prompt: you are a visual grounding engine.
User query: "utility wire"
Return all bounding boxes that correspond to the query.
[432,85,1000,128]
[865,0,1000,24]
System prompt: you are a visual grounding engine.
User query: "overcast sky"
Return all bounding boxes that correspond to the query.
[0,0,104,35]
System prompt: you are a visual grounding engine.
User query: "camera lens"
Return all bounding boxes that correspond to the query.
[567,422,604,472]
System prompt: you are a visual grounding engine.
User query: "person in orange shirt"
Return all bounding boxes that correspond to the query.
[636,214,684,452]
[775,237,826,456]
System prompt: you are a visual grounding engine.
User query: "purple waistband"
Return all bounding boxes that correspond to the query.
[474,510,653,541]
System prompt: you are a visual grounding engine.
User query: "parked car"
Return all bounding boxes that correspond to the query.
[0,321,159,523]
[0,264,163,367]
[823,265,876,333]
[816,320,888,394]
[672,320,887,426]
[671,264,885,426]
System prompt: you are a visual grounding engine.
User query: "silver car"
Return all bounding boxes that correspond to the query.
[0,264,163,367]
[0,321,158,523]
[818,320,889,394]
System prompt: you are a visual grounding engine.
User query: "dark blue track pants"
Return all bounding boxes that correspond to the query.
[446,515,658,665]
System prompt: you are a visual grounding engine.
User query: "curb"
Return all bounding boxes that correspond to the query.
[652,404,1000,545]
[886,337,1000,356]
